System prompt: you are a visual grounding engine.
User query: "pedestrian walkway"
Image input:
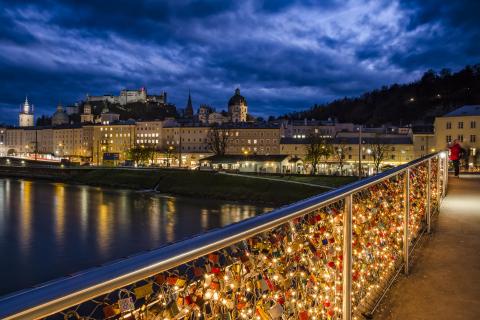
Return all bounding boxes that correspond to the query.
[376,175,480,320]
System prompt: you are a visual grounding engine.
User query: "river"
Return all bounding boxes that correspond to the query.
[0,178,272,296]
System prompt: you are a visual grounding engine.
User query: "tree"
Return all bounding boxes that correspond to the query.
[128,146,155,166]
[305,134,333,175]
[207,125,230,156]
[368,135,392,174]
[128,146,145,165]
[333,139,348,175]
[164,145,176,166]
[36,115,52,126]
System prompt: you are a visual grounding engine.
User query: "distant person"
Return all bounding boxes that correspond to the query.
[448,139,462,177]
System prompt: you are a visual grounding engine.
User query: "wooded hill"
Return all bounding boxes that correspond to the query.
[288,64,480,125]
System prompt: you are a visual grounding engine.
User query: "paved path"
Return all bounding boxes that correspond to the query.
[218,172,335,189]
[376,175,480,320]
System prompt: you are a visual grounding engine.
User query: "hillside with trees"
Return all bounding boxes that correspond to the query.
[288,64,480,125]
[86,101,177,121]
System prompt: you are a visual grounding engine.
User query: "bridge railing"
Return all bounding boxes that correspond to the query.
[0,153,448,320]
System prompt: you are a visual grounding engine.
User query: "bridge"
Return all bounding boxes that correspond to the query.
[0,152,475,320]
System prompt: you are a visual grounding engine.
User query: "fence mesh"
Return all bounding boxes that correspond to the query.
[9,156,443,320]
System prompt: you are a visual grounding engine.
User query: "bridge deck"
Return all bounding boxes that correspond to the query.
[376,175,480,320]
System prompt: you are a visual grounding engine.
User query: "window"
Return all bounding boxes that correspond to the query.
[391,155,395,160]
[446,135,452,143]
[421,145,424,151]
[348,155,352,159]
[458,122,464,129]
[470,135,476,143]
[446,122,451,129]
[458,134,464,142]
[471,121,476,129]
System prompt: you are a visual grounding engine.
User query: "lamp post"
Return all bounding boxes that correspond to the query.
[358,126,362,180]
[243,150,249,171]
[167,146,174,167]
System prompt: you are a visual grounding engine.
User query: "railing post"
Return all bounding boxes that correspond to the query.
[427,159,431,233]
[443,155,448,197]
[437,155,441,203]
[403,169,410,275]
[343,194,352,320]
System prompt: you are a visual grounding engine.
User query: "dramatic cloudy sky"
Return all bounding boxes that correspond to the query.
[0,0,479,124]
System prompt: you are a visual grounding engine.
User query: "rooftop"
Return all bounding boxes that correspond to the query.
[442,105,480,117]
[280,136,413,145]
[201,154,288,163]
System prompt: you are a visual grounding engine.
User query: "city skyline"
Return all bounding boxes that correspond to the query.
[0,0,479,124]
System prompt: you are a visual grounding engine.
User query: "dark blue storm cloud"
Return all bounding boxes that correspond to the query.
[0,0,478,123]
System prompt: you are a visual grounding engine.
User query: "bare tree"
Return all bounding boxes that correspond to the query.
[368,134,392,174]
[333,139,348,175]
[207,125,230,156]
[305,134,333,175]
[164,145,175,167]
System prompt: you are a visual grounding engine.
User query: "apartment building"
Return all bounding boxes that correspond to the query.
[411,125,435,158]
[135,121,163,148]
[91,122,135,165]
[226,123,282,155]
[52,125,84,158]
[434,105,480,165]
[283,119,355,138]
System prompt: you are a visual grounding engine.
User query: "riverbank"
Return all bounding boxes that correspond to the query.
[0,166,329,206]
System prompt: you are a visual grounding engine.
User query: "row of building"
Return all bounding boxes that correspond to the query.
[4,105,480,174]
[9,87,480,175]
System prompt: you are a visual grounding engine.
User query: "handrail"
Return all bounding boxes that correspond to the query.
[0,152,445,319]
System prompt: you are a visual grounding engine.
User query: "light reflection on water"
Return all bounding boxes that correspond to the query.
[0,178,272,296]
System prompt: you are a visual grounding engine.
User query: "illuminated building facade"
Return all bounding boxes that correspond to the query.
[19,97,34,127]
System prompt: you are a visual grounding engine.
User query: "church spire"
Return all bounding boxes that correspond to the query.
[22,96,31,114]
[185,90,193,118]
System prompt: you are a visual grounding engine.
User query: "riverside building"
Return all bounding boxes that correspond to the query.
[434,105,480,167]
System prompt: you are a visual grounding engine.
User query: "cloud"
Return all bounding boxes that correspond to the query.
[0,0,478,124]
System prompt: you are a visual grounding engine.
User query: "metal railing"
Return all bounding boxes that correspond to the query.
[0,152,448,320]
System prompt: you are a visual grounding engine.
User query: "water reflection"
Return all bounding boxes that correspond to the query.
[19,180,32,253]
[54,183,66,248]
[0,178,272,296]
[80,186,88,236]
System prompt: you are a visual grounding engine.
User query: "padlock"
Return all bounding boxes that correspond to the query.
[117,289,135,313]
[103,303,120,319]
[63,310,82,320]
[134,283,153,299]
[268,303,283,319]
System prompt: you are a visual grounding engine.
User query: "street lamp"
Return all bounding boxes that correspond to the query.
[243,150,249,169]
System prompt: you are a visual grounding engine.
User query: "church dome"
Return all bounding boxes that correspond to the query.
[52,103,69,126]
[228,88,247,106]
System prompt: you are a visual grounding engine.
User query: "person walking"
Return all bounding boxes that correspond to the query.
[448,139,462,177]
